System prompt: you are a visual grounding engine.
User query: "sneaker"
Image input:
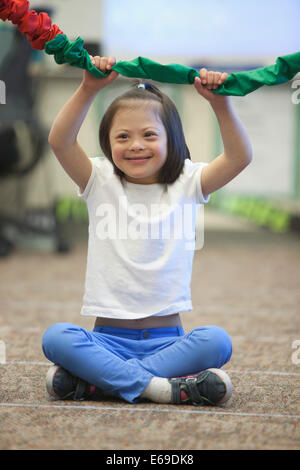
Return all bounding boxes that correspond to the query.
[46,365,101,401]
[168,368,232,406]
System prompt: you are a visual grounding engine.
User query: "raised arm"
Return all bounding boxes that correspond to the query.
[194,69,252,200]
[48,56,118,193]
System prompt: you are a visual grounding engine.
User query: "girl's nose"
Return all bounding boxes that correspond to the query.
[129,139,146,151]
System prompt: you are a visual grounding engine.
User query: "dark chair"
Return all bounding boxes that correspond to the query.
[0,26,69,257]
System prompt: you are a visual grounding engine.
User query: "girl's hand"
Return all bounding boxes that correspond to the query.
[194,68,228,104]
[82,55,119,93]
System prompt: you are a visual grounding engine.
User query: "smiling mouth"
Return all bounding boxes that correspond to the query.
[125,157,152,160]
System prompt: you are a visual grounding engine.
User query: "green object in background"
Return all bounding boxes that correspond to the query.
[55,193,295,235]
[45,34,300,96]
[209,193,292,233]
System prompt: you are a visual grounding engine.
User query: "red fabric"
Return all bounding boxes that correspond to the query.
[0,0,63,49]
[31,23,63,49]
[0,0,29,22]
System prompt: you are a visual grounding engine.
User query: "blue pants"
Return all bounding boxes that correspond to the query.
[42,323,232,404]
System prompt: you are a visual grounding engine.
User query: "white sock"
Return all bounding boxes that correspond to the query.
[140,377,172,404]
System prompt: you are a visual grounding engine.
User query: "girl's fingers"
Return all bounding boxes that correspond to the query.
[107,56,116,70]
[200,69,217,89]
[99,56,109,72]
[220,72,228,84]
[198,69,229,89]
[194,76,202,89]
[90,56,116,73]
[99,56,116,72]
[199,68,207,84]
[91,55,101,68]
[213,72,221,88]
[206,71,214,89]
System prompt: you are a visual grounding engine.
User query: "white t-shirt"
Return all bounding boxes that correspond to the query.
[79,157,209,319]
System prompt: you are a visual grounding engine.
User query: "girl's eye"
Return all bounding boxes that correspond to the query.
[145,132,155,137]
[118,134,128,140]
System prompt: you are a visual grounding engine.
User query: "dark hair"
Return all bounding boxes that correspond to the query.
[99,80,191,184]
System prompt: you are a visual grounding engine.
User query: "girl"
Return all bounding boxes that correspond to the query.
[42,55,252,406]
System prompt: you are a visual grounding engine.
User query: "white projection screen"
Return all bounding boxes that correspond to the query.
[101,0,299,63]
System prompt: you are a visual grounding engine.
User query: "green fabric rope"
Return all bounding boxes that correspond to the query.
[45,34,300,97]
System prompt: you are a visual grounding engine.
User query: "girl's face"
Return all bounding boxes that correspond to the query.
[109,102,168,184]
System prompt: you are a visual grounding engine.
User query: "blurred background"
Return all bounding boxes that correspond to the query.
[0,0,299,256]
[1,2,300,451]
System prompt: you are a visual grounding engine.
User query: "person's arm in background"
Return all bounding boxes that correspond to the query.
[48,56,118,193]
[194,69,252,200]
